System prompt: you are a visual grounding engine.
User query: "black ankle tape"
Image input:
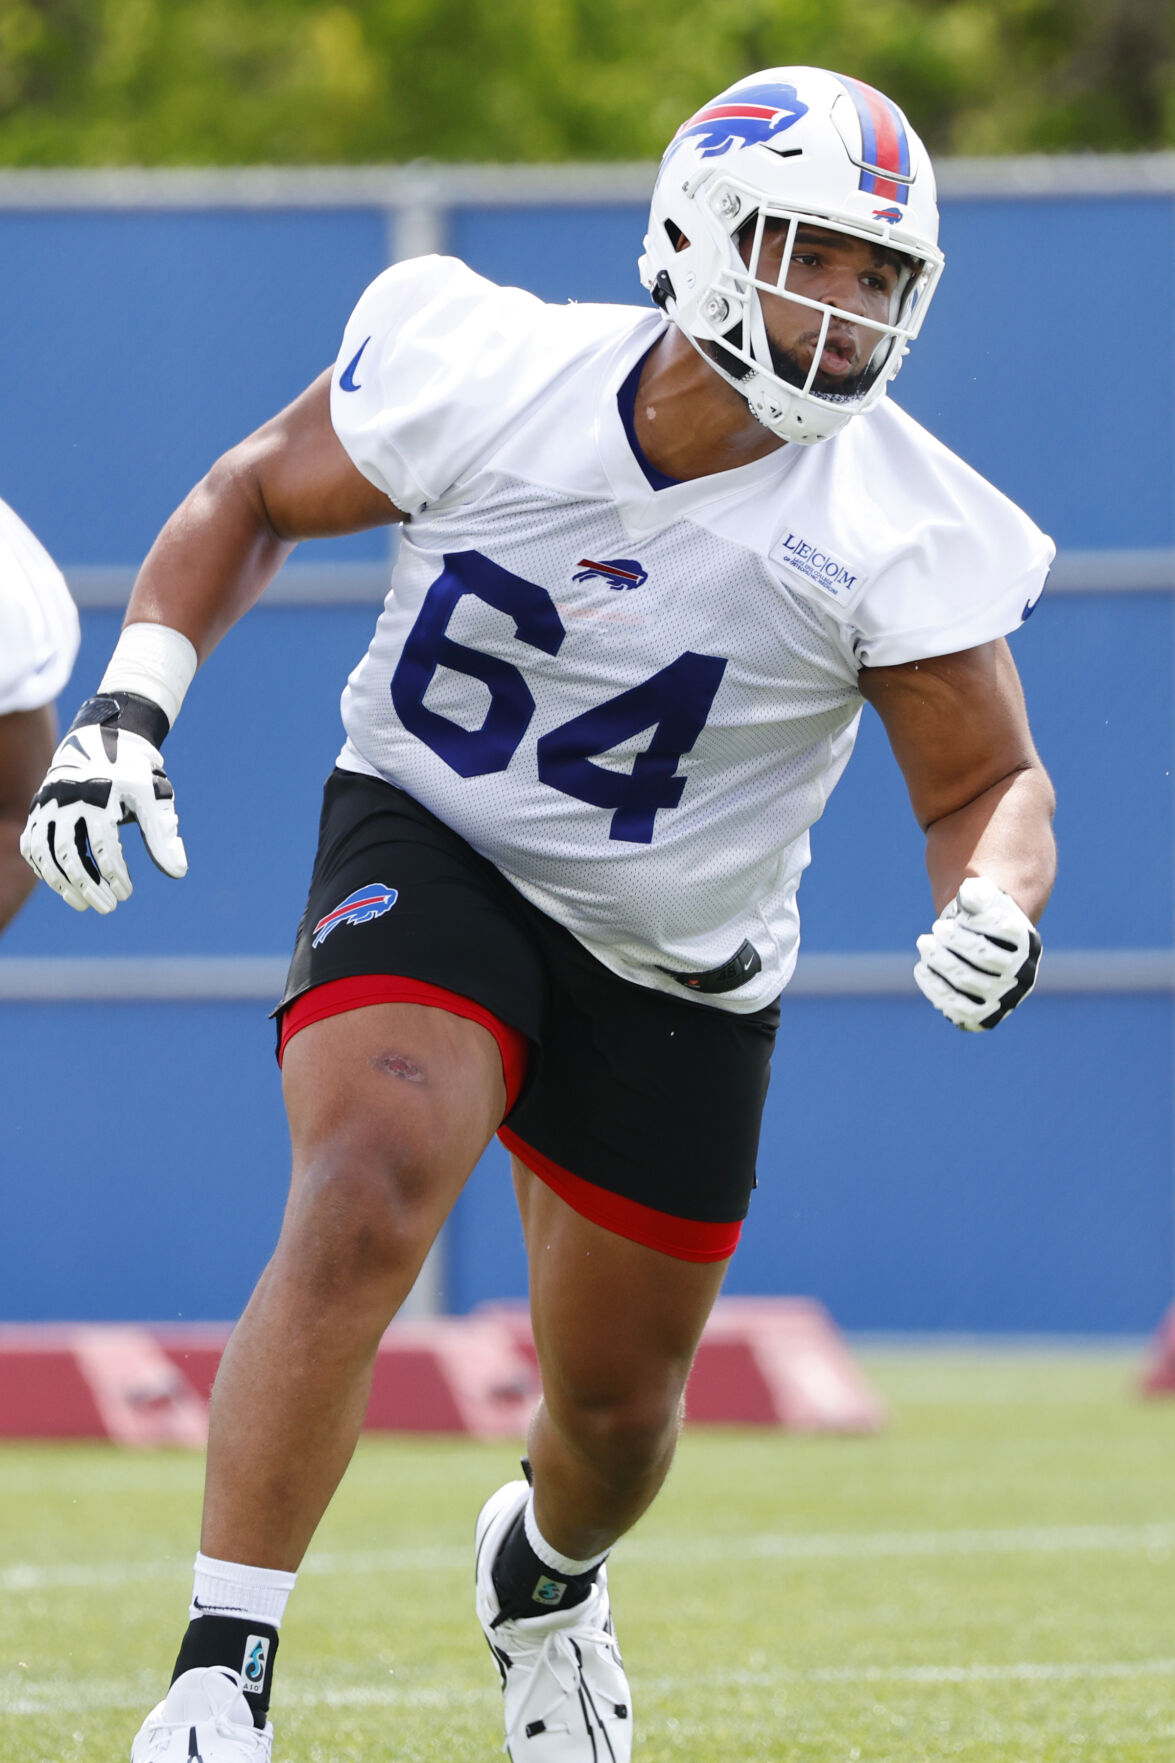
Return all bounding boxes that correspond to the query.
[172,1615,279,1729]
[490,1509,601,1626]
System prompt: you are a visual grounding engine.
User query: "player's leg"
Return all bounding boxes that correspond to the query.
[200,997,508,1571]
[133,771,545,1760]
[513,1159,728,1560]
[474,1168,732,1763]
[133,997,513,1763]
[473,922,779,1760]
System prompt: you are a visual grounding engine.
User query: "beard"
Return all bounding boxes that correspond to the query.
[766,335,880,402]
[707,329,885,404]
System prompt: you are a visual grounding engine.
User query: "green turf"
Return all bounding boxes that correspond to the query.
[2,1351,1173,1760]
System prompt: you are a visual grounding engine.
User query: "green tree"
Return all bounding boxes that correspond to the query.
[0,0,1170,164]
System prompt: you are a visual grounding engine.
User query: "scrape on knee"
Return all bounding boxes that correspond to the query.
[369,1050,426,1083]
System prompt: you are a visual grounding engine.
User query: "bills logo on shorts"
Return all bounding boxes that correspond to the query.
[312,884,398,949]
[672,82,809,160]
[573,557,648,590]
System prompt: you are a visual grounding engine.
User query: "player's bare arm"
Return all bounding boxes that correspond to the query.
[128,369,405,660]
[20,372,403,914]
[0,703,56,930]
[859,636,1055,915]
[861,638,1056,1030]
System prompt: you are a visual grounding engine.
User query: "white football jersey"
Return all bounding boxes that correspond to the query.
[0,497,79,716]
[330,256,1053,1013]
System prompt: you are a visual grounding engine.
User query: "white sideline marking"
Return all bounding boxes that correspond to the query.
[5,1519,1174,1594]
[4,1659,1175,1717]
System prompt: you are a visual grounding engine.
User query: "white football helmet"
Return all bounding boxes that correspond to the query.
[639,66,944,444]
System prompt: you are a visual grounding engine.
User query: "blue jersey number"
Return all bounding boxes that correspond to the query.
[390,550,564,777]
[390,551,727,843]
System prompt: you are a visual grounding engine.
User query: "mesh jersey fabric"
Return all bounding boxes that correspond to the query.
[0,498,79,716]
[329,256,1053,1013]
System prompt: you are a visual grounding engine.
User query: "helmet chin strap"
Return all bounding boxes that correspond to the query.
[669,296,859,444]
[747,288,775,373]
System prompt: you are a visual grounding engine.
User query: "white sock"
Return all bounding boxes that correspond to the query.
[190,1553,297,1628]
[523,1492,610,1576]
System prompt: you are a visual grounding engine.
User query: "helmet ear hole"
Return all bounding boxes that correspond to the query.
[664,219,691,252]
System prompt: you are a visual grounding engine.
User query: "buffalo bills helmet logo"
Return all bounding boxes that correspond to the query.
[672,82,809,160]
[872,205,904,223]
[312,884,398,949]
[573,557,648,590]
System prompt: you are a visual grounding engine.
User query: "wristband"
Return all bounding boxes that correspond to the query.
[99,622,198,730]
[67,690,171,749]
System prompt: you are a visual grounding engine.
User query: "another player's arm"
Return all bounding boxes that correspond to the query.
[0,704,56,931]
[22,371,405,913]
[126,368,405,658]
[858,637,1056,1030]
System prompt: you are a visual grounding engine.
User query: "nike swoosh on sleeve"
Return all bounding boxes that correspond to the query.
[339,336,371,392]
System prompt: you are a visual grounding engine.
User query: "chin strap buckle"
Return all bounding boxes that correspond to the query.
[650,269,675,311]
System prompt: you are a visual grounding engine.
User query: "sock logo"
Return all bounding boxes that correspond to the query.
[243,1634,269,1688]
[531,1574,567,1608]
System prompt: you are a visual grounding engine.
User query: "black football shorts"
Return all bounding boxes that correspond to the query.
[275,768,780,1261]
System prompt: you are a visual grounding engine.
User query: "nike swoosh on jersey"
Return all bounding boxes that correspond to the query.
[339,337,371,392]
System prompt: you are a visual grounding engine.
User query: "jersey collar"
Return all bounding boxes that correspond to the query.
[594,315,801,536]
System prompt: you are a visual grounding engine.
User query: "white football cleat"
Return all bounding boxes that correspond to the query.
[130,1666,273,1762]
[476,1480,632,1761]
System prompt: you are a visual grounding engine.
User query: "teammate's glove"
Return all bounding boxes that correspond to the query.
[914,875,1041,1032]
[20,693,186,914]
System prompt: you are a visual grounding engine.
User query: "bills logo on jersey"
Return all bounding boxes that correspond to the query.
[312,884,398,949]
[672,82,809,160]
[573,557,649,590]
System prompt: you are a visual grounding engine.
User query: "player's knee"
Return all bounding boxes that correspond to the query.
[557,1383,684,1481]
[280,1131,446,1299]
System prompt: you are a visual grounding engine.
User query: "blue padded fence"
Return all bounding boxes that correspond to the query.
[1,160,1171,1331]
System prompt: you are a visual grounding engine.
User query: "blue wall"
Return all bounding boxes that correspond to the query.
[2,185,1171,1331]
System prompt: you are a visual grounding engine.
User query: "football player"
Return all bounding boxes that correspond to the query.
[0,497,78,934]
[23,66,1055,1763]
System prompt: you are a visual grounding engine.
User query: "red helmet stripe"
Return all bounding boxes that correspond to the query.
[841,77,911,203]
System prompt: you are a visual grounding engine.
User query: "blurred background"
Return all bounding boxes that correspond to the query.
[0,0,1172,1336]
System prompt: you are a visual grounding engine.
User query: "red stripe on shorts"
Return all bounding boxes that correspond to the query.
[277,974,529,1114]
[498,1125,742,1264]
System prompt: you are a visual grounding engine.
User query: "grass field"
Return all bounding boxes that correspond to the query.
[2,1350,1173,1761]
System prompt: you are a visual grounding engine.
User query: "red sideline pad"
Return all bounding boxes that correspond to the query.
[0,1325,208,1447]
[1139,1303,1175,1394]
[0,1300,879,1441]
[0,1317,539,1444]
[152,1317,539,1438]
[687,1298,885,1432]
[481,1296,885,1434]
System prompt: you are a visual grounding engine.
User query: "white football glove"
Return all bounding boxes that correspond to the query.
[914,875,1042,1032]
[20,696,186,914]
